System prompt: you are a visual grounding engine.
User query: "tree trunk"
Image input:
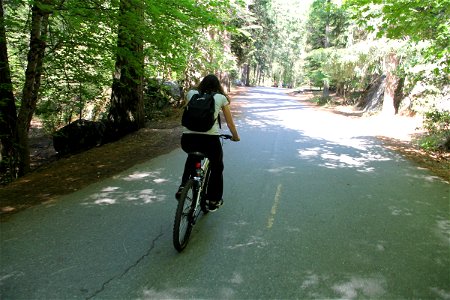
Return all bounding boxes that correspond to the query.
[245,63,250,86]
[16,2,50,176]
[382,52,399,115]
[394,77,405,114]
[107,0,145,139]
[241,64,247,86]
[0,0,18,181]
[323,79,330,98]
[322,0,331,98]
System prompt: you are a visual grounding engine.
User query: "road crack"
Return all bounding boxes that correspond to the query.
[86,230,164,299]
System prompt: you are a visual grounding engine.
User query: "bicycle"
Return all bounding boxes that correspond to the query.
[173,134,232,252]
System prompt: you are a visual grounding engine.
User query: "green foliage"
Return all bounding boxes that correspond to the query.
[393,41,448,115]
[143,79,179,121]
[4,1,30,94]
[341,0,449,116]
[419,109,450,151]
[344,0,450,73]
[311,95,332,105]
[267,0,308,86]
[144,0,241,77]
[230,0,311,87]
[304,38,409,100]
[306,0,350,50]
[4,0,242,133]
[304,48,331,88]
[423,110,450,134]
[230,0,267,85]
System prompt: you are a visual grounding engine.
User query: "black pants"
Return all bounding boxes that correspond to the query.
[181,134,224,201]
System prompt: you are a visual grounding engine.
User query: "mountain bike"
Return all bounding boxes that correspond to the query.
[173,134,232,252]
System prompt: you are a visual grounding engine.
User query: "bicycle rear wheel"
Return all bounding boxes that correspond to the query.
[173,179,196,252]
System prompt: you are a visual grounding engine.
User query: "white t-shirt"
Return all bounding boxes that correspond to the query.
[184,90,229,135]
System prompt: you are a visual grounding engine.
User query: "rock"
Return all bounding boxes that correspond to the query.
[162,81,182,100]
[53,119,106,155]
[438,136,450,152]
[358,75,386,113]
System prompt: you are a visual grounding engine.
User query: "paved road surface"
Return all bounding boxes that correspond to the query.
[1,87,449,299]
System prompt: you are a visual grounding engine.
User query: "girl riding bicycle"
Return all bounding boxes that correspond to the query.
[176,74,240,210]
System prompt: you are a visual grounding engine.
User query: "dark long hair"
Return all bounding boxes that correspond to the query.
[197,74,230,101]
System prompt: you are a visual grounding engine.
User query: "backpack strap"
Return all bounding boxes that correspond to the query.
[210,92,222,129]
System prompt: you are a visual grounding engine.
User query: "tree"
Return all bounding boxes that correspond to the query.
[107,0,145,137]
[0,0,18,181]
[230,1,261,86]
[306,0,349,50]
[16,0,52,176]
[345,0,449,115]
[306,0,350,96]
[345,0,450,73]
[231,0,311,87]
[1,0,240,182]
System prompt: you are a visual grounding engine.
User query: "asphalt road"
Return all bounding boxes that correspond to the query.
[1,87,449,299]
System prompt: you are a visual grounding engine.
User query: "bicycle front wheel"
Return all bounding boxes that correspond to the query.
[173,179,196,252]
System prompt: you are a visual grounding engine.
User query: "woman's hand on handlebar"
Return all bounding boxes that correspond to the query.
[220,134,240,142]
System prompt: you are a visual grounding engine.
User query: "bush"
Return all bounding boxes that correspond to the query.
[419,109,450,151]
[144,79,182,121]
[311,95,332,106]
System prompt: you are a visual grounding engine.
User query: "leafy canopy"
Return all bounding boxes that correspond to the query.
[344,0,450,70]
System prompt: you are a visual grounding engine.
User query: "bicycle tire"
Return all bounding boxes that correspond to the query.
[200,167,211,213]
[173,179,196,252]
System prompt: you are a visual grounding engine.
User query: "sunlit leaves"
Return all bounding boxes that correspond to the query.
[4,0,241,129]
[345,0,450,73]
[306,0,350,50]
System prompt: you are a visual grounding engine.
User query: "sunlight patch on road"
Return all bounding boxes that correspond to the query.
[227,235,268,250]
[404,172,446,183]
[434,219,450,245]
[388,206,413,216]
[332,276,387,299]
[83,186,166,206]
[230,272,244,284]
[139,189,164,203]
[122,169,168,183]
[430,287,450,299]
[125,172,152,180]
[79,168,171,205]
[301,273,320,289]
[153,178,168,183]
[298,147,321,157]
[141,287,195,299]
[101,187,119,192]
[299,272,386,299]
[94,198,116,205]
[298,146,391,172]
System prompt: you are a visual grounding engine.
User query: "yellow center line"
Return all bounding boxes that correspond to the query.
[267,184,282,229]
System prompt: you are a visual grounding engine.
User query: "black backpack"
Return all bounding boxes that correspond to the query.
[182,92,220,132]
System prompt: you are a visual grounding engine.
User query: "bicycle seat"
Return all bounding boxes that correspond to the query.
[189,151,206,160]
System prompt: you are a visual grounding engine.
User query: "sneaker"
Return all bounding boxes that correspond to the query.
[175,186,184,200]
[208,199,223,212]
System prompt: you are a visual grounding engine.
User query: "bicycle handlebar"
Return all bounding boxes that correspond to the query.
[219,134,233,140]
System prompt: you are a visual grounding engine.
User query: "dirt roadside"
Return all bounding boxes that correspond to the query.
[1,87,448,221]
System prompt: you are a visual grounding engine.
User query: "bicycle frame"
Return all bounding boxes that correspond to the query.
[190,155,210,223]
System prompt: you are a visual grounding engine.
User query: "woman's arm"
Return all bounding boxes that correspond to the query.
[222,104,240,141]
